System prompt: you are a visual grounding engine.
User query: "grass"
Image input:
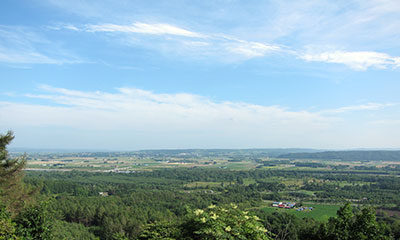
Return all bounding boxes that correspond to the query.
[224,162,257,170]
[261,203,340,222]
[184,181,223,188]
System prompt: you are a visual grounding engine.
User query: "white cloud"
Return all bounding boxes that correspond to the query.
[86,22,204,38]
[0,26,82,65]
[300,51,400,70]
[2,86,400,149]
[0,47,61,65]
[320,103,398,114]
[57,22,282,61]
[0,86,336,148]
[59,21,400,69]
[369,119,400,126]
[40,0,400,69]
[225,41,281,58]
[64,25,80,31]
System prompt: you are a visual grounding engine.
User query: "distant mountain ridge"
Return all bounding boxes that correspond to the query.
[278,150,400,161]
[9,147,111,153]
[10,147,322,157]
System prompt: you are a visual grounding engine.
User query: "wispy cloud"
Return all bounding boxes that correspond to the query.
[320,103,398,114]
[225,40,281,58]
[56,22,282,61]
[40,0,400,70]
[0,26,82,65]
[2,85,399,148]
[369,119,400,125]
[300,51,400,70]
[0,85,334,148]
[55,20,400,69]
[86,22,204,38]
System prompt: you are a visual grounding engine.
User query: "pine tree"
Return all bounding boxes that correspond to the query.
[0,131,27,214]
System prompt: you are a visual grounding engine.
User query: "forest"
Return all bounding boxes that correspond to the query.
[278,151,400,162]
[2,132,400,239]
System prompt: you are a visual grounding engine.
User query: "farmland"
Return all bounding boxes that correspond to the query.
[261,203,341,222]
[10,149,400,239]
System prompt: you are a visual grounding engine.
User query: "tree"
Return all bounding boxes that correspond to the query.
[14,203,52,240]
[0,131,28,214]
[323,202,393,240]
[138,204,273,240]
[0,131,52,239]
[0,204,19,240]
[329,202,354,240]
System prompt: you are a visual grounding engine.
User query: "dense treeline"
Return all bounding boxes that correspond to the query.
[4,132,400,239]
[279,150,400,161]
[19,167,400,239]
[25,168,400,208]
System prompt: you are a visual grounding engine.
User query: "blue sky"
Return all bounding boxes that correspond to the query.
[1,0,400,150]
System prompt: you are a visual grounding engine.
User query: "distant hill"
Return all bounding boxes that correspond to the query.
[278,151,400,161]
[9,147,110,153]
[9,147,322,157]
[137,148,323,157]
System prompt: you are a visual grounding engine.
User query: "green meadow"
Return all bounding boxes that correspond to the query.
[262,203,341,222]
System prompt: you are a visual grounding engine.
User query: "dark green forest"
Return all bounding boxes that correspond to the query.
[2,132,400,239]
[279,151,400,161]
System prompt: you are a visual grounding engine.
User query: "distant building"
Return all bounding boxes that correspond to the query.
[272,201,296,209]
[272,202,282,207]
[99,192,109,197]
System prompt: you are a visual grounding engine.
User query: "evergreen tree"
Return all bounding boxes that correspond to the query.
[323,203,393,240]
[0,131,28,214]
[0,204,19,240]
[0,131,52,239]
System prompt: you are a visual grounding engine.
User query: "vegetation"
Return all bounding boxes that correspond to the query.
[0,131,51,240]
[0,131,29,214]
[3,133,400,239]
[139,204,272,240]
[279,150,400,162]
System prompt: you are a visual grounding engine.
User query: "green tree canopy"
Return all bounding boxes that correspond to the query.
[138,204,273,240]
[0,131,28,214]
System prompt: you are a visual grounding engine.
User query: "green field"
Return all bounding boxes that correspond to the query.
[262,203,341,222]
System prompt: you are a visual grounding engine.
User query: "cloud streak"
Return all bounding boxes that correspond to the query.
[58,22,282,61]
[0,85,337,148]
[320,103,398,114]
[2,85,398,149]
[0,26,82,65]
[39,0,400,70]
[57,20,400,69]
[300,51,400,70]
[86,22,205,38]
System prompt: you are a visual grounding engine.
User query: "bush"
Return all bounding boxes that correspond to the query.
[138,204,272,240]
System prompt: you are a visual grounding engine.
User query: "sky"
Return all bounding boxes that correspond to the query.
[1,0,400,150]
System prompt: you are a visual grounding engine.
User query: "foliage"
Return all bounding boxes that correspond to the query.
[0,131,28,214]
[0,204,19,240]
[321,203,393,240]
[138,204,272,240]
[22,166,400,239]
[52,220,99,240]
[137,221,181,240]
[279,150,400,162]
[14,202,52,240]
[0,132,52,240]
[1,200,52,240]
[14,145,400,239]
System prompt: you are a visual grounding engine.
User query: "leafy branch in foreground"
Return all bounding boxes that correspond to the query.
[138,204,272,240]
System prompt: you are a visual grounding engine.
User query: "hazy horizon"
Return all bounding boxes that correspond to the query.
[9,146,400,154]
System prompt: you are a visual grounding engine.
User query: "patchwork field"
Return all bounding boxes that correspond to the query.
[261,203,341,222]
